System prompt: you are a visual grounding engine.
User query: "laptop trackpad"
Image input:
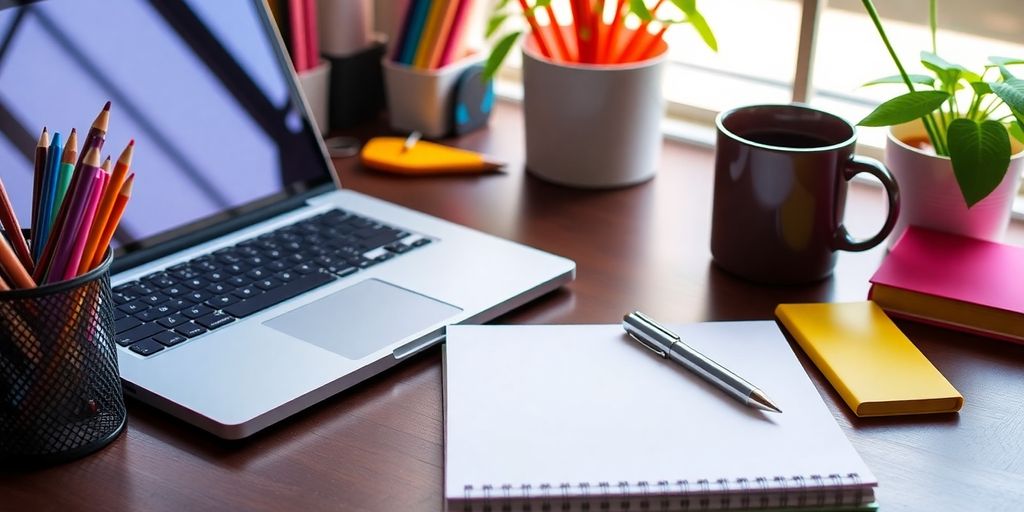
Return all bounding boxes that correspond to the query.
[264,279,462,360]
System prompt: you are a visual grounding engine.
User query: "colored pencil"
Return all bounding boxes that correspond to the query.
[38,131,63,247]
[30,128,49,258]
[302,0,320,68]
[399,0,432,65]
[392,0,419,61]
[288,0,309,71]
[615,0,664,63]
[54,128,78,218]
[89,174,133,270]
[79,141,132,275]
[62,170,108,281]
[545,4,573,63]
[0,273,8,292]
[603,0,627,63]
[413,0,448,68]
[519,0,554,59]
[34,102,110,282]
[43,147,102,284]
[0,176,33,272]
[0,230,35,289]
[438,0,472,67]
[427,0,462,69]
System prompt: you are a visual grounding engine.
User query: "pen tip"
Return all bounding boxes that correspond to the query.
[750,390,782,413]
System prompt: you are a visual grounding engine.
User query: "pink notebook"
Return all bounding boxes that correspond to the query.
[869,227,1024,342]
[872,228,1024,312]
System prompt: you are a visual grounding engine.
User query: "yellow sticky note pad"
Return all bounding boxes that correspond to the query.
[360,137,503,175]
[775,301,963,417]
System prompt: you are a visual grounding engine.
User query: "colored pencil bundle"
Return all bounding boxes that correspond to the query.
[392,0,477,69]
[268,0,321,73]
[0,102,136,291]
[487,0,716,70]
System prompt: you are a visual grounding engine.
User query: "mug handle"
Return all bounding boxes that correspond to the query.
[833,155,901,252]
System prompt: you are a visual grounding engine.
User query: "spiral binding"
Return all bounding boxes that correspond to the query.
[458,473,871,512]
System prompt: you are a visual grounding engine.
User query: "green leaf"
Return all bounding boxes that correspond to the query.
[947,119,1011,207]
[991,78,1024,115]
[863,74,935,87]
[483,31,521,82]
[988,56,1024,68]
[857,90,951,127]
[486,13,510,39]
[998,64,1017,81]
[496,0,511,8]
[921,51,981,85]
[970,81,993,95]
[630,0,653,21]
[686,10,717,52]
[1008,122,1024,144]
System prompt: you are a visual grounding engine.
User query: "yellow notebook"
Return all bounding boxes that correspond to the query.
[775,301,963,417]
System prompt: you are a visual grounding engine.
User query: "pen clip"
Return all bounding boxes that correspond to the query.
[627,332,667,358]
[632,311,681,342]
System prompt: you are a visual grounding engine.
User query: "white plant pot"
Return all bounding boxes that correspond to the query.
[522,40,666,188]
[885,120,1024,245]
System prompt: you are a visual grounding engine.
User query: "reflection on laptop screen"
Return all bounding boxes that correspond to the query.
[0,0,330,254]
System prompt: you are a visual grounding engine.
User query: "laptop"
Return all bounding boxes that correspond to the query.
[0,0,574,438]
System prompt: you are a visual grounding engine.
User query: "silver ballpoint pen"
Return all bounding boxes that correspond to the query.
[622,311,782,413]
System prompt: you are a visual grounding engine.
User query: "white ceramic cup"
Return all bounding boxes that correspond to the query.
[886,120,1024,244]
[522,38,666,188]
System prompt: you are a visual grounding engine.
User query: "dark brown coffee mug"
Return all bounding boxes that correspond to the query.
[711,104,900,284]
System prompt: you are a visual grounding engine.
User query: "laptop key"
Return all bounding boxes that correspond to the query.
[118,301,150,315]
[228,275,250,287]
[195,311,235,330]
[186,291,211,303]
[140,293,170,306]
[224,271,337,318]
[246,268,269,280]
[204,271,229,283]
[161,285,188,297]
[116,316,143,334]
[233,286,261,299]
[144,273,178,289]
[158,314,189,329]
[174,323,207,338]
[254,278,282,291]
[182,304,214,319]
[206,283,234,295]
[206,294,240,308]
[165,298,195,311]
[182,278,208,290]
[152,331,188,347]
[129,339,164,356]
[113,282,139,293]
[116,322,165,346]
[114,310,128,321]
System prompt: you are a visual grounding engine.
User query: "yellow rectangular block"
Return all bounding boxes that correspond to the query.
[775,301,963,417]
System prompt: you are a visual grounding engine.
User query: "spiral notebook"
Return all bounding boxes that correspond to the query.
[443,322,878,511]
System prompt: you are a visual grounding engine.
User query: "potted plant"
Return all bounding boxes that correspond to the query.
[484,1,717,188]
[858,0,1024,243]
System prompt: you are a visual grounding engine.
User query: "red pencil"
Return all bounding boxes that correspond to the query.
[438,0,472,67]
[518,0,553,59]
[30,127,49,259]
[288,0,309,71]
[603,0,627,63]
[615,0,664,63]
[63,170,108,281]
[302,0,320,69]
[0,176,33,272]
[545,5,573,62]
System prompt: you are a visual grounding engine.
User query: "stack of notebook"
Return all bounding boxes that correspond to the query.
[444,322,878,511]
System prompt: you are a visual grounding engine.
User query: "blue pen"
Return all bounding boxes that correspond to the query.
[34,131,62,255]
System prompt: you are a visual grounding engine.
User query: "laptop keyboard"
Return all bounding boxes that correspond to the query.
[111,209,431,357]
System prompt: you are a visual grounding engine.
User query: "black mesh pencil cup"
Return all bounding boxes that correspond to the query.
[0,249,126,466]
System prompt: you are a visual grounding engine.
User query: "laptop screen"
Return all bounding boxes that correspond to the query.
[0,0,332,259]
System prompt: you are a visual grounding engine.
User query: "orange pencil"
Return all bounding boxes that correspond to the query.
[637,24,668,60]
[518,0,553,59]
[0,175,33,272]
[615,0,664,63]
[79,141,132,275]
[545,5,573,62]
[0,230,35,288]
[0,273,8,292]
[603,0,627,63]
[89,174,133,270]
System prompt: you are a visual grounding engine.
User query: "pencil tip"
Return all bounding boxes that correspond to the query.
[129,138,135,146]
[71,127,77,134]
[103,101,112,111]
[750,390,782,413]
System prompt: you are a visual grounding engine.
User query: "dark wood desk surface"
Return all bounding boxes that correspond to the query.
[4,102,1024,511]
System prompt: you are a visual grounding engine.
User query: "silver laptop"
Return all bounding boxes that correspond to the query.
[0,0,574,438]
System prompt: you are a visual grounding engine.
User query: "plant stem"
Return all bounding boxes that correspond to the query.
[929,0,938,54]
[861,0,945,152]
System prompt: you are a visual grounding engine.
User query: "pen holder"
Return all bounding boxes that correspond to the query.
[324,39,388,130]
[0,247,125,467]
[382,54,484,138]
[297,59,333,135]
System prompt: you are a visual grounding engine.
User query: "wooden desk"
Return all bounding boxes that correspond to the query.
[3,102,1023,511]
